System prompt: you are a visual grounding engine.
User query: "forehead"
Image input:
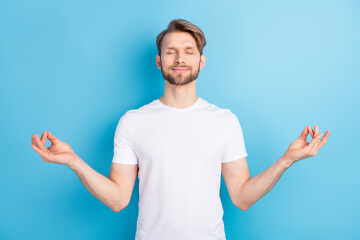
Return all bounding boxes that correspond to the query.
[162,31,197,49]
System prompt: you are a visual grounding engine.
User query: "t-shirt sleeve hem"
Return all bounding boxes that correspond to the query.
[112,154,138,165]
[221,152,248,163]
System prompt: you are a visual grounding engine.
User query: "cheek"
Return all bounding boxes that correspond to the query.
[160,58,173,67]
[189,56,201,64]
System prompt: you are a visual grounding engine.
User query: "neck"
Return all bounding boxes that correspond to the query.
[159,80,198,109]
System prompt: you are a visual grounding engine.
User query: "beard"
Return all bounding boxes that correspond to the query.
[161,61,201,86]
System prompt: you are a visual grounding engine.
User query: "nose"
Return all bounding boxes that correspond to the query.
[175,52,186,64]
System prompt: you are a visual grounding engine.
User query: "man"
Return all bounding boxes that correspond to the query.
[31,19,330,240]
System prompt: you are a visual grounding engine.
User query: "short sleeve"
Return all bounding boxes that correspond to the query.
[112,112,139,165]
[221,110,248,163]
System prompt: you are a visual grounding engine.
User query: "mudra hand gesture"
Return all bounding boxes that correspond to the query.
[283,125,330,164]
[31,131,77,166]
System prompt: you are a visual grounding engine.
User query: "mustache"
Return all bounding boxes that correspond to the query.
[170,66,191,69]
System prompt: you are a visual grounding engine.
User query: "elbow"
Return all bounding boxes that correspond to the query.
[112,202,128,212]
[112,206,124,212]
[238,205,249,211]
[240,205,249,211]
[235,201,250,211]
[112,207,122,212]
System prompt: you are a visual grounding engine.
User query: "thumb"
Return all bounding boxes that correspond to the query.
[47,131,61,145]
[298,126,308,140]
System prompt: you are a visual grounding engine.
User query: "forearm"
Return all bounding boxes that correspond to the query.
[68,155,125,212]
[236,155,294,210]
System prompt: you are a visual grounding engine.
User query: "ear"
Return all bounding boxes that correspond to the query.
[199,54,206,70]
[156,55,161,69]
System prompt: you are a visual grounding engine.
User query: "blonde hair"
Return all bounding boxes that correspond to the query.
[156,19,207,56]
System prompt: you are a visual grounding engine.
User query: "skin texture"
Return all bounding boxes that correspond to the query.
[31,131,128,212]
[157,31,202,86]
[156,31,206,109]
[31,30,330,212]
[222,125,330,210]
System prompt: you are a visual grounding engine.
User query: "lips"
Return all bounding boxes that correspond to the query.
[172,68,189,73]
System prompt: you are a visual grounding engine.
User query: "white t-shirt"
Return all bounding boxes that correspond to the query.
[112,96,248,240]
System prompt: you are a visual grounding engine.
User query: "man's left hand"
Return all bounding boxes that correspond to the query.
[283,125,330,164]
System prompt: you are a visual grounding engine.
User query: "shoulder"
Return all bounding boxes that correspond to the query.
[198,98,231,115]
[124,99,159,116]
[202,99,243,126]
[203,99,241,121]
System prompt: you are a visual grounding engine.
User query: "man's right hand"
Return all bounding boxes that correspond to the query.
[31,131,78,166]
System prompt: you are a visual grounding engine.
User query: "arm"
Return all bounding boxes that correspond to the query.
[233,155,292,211]
[31,130,138,212]
[68,156,133,212]
[223,125,330,211]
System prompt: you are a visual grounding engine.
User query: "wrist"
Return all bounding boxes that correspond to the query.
[67,154,83,171]
[279,155,294,169]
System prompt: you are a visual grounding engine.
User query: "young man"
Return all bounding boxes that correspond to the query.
[31,19,330,240]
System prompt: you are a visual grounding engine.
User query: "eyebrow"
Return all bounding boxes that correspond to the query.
[164,46,196,50]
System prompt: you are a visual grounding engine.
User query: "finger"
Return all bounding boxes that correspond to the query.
[298,126,309,140]
[35,134,48,152]
[314,125,319,136]
[31,134,39,147]
[311,136,322,153]
[307,133,323,151]
[40,131,48,146]
[31,144,53,161]
[47,131,61,145]
[315,130,331,150]
[308,125,314,138]
[31,134,37,146]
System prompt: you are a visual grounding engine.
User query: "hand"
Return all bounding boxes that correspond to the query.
[31,131,78,166]
[283,125,330,164]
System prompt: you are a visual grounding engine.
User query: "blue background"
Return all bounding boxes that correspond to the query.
[1,0,359,239]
